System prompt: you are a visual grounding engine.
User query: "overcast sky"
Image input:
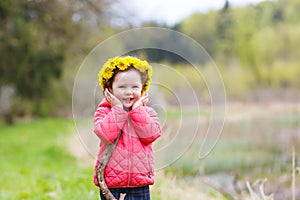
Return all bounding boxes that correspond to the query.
[116,0,270,26]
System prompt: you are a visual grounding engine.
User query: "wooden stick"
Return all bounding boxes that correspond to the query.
[96,131,125,200]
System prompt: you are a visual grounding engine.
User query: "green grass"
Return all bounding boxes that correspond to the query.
[0,119,98,199]
[201,139,277,174]
[1,112,298,199]
[162,110,300,177]
[0,118,228,200]
[163,138,278,177]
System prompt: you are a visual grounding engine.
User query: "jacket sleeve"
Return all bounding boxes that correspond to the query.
[129,106,162,145]
[94,105,128,144]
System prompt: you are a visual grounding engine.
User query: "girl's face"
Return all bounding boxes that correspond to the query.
[111,69,143,110]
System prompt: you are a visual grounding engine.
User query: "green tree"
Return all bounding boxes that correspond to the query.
[0,0,81,118]
[0,0,78,98]
[216,0,235,61]
[180,12,218,57]
[0,0,113,120]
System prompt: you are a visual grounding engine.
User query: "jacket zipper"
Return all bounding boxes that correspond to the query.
[127,118,131,187]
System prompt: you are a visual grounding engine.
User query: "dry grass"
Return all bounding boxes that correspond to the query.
[151,171,227,200]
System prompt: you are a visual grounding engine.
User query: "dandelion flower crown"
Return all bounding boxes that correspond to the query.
[98,56,152,94]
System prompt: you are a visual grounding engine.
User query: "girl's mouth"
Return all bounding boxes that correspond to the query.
[123,98,134,103]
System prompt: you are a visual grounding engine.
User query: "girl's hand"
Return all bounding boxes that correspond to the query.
[132,93,149,110]
[104,88,122,108]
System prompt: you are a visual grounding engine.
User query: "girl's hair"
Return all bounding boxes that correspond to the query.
[98,56,152,94]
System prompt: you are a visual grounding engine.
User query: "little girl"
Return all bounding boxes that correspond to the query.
[94,56,162,200]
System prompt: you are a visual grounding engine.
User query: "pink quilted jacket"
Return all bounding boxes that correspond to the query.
[93,99,162,188]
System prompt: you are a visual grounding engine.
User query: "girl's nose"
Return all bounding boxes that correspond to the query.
[124,88,133,95]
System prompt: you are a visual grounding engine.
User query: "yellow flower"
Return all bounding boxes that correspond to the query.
[98,56,152,94]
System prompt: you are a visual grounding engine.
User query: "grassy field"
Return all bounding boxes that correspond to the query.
[1,103,299,199]
[154,102,300,199]
[0,119,98,199]
[0,118,226,199]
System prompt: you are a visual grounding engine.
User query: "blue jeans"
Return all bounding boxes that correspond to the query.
[100,186,150,200]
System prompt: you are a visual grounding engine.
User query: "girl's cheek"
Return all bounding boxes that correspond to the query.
[135,92,142,98]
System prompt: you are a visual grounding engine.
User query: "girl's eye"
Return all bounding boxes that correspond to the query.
[132,86,139,89]
[119,86,125,89]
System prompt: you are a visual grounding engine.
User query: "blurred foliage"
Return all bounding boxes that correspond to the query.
[179,0,300,90]
[1,0,300,121]
[0,0,77,98]
[122,0,300,95]
[0,0,79,119]
[0,0,111,120]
